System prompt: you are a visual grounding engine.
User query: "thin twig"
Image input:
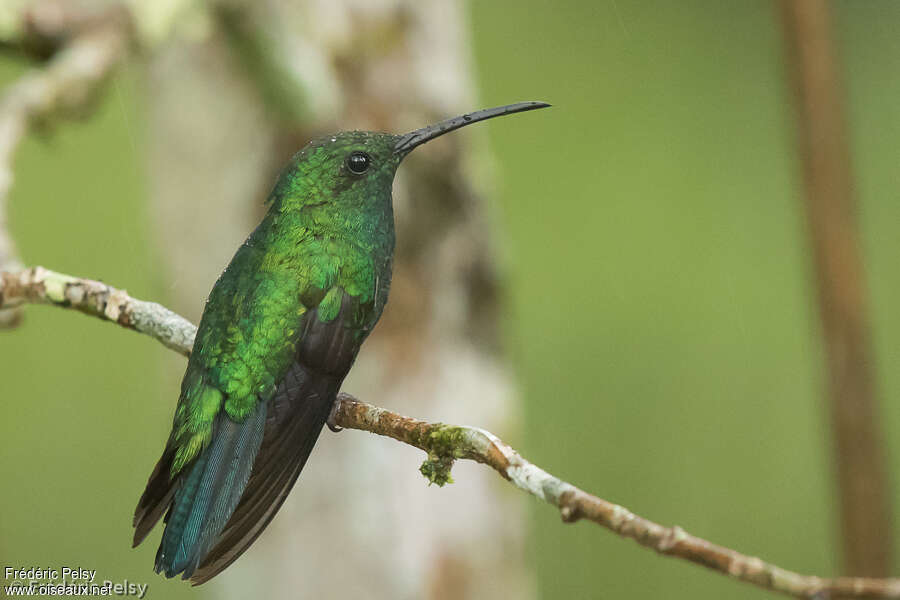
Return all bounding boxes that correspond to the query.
[2,265,900,599]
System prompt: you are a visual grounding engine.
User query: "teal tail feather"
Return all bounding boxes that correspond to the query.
[188,364,338,584]
[133,361,339,584]
[154,403,267,579]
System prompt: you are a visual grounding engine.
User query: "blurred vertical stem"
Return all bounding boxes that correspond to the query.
[780,0,892,577]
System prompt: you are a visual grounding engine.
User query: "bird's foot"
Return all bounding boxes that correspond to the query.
[327,400,343,433]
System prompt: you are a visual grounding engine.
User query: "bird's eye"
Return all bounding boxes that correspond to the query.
[346,151,371,175]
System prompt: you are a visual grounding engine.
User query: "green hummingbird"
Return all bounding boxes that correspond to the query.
[132,101,550,583]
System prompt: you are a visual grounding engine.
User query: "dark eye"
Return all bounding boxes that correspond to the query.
[346,151,371,175]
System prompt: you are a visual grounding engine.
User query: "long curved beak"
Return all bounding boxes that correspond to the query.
[394,101,551,156]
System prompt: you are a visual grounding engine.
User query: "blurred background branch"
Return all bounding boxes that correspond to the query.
[4,263,900,600]
[0,1,131,327]
[780,0,892,577]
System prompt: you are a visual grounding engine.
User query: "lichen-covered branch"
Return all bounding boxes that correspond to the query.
[0,267,195,356]
[331,397,900,600]
[0,3,131,327]
[2,266,900,599]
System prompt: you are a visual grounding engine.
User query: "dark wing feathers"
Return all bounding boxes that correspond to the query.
[134,297,364,584]
[190,301,359,583]
[190,362,339,584]
[133,446,178,547]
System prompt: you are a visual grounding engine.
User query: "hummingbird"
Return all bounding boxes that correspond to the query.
[132,101,550,583]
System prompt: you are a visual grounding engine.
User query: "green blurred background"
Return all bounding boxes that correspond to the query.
[2,1,899,599]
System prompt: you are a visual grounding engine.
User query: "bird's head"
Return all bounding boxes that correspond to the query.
[269,101,550,213]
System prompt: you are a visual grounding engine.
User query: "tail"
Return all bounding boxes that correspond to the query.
[133,361,338,584]
[154,402,267,579]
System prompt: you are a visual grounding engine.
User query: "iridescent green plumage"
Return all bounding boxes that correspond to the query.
[132,102,550,584]
[170,133,399,474]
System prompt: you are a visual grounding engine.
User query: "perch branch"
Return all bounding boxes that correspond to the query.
[0,266,194,356]
[2,265,900,599]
